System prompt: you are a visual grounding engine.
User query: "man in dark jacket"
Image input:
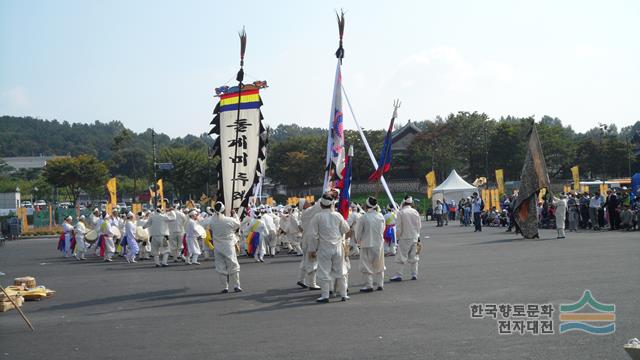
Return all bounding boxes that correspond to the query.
[605,189,619,230]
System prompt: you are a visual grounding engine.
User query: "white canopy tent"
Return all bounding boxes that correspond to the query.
[431,170,478,208]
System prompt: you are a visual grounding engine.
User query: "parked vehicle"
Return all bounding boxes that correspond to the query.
[34,200,47,207]
[21,201,33,208]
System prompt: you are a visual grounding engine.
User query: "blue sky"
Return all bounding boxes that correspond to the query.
[1,0,639,137]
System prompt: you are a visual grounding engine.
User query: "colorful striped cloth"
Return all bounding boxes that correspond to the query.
[245,221,261,257]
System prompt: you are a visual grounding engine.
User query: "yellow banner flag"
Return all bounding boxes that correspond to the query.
[599,183,608,195]
[481,189,491,211]
[581,185,589,194]
[571,166,580,191]
[266,197,275,206]
[106,177,117,207]
[132,203,142,214]
[425,171,436,199]
[491,188,501,212]
[157,179,165,209]
[495,169,505,194]
[563,185,571,194]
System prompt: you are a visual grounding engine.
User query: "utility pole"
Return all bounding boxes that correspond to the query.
[152,129,158,210]
[626,134,632,178]
[484,120,489,180]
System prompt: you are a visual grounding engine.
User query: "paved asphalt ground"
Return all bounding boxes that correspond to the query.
[1,223,638,359]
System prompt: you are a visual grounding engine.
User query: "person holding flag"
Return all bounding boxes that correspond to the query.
[307,194,350,303]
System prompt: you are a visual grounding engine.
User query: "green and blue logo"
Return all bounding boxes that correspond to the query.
[559,290,615,335]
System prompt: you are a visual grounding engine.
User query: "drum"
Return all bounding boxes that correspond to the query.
[110,226,121,239]
[85,229,98,243]
[195,224,207,239]
[136,226,149,242]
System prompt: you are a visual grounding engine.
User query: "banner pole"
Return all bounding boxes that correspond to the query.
[341,85,398,210]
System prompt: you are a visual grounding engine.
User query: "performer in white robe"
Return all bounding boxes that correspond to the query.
[355,197,386,292]
[281,206,303,256]
[93,213,104,257]
[136,211,151,260]
[203,202,242,293]
[383,204,398,256]
[198,211,215,260]
[390,196,422,281]
[62,216,74,258]
[247,211,269,262]
[144,208,176,267]
[123,212,139,263]
[168,207,188,262]
[553,194,568,239]
[261,207,277,257]
[347,204,362,257]
[307,195,350,303]
[74,215,88,260]
[296,200,322,290]
[88,208,100,230]
[265,207,280,256]
[100,214,116,262]
[184,210,203,265]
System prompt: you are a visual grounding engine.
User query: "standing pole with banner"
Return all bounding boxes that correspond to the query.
[341,85,397,210]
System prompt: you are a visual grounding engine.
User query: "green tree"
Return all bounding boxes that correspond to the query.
[157,147,211,200]
[43,155,108,205]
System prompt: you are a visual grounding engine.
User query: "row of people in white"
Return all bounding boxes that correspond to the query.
[59,193,421,300]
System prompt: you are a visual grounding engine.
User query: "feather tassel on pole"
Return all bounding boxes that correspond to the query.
[237,27,247,82]
[335,9,345,61]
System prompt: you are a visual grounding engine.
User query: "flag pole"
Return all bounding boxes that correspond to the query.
[341,84,398,210]
[323,10,346,193]
[230,27,247,214]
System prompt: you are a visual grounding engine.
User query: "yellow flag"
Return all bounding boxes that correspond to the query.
[491,189,501,212]
[132,203,142,214]
[481,189,491,211]
[599,183,608,195]
[425,171,436,199]
[157,179,165,209]
[106,177,117,207]
[563,185,571,194]
[266,197,274,206]
[571,166,580,191]
[495,169,505,194]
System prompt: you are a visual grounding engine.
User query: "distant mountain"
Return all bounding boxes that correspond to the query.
[0,116,213,160]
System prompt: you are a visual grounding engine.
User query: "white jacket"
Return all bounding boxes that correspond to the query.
[307,209,350,251]
[169,210,188,234]
[202,213,240,256]
[396,206,421,242]
[262,213,277,237]
[144,211,176,237]
[354,210,385,248]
